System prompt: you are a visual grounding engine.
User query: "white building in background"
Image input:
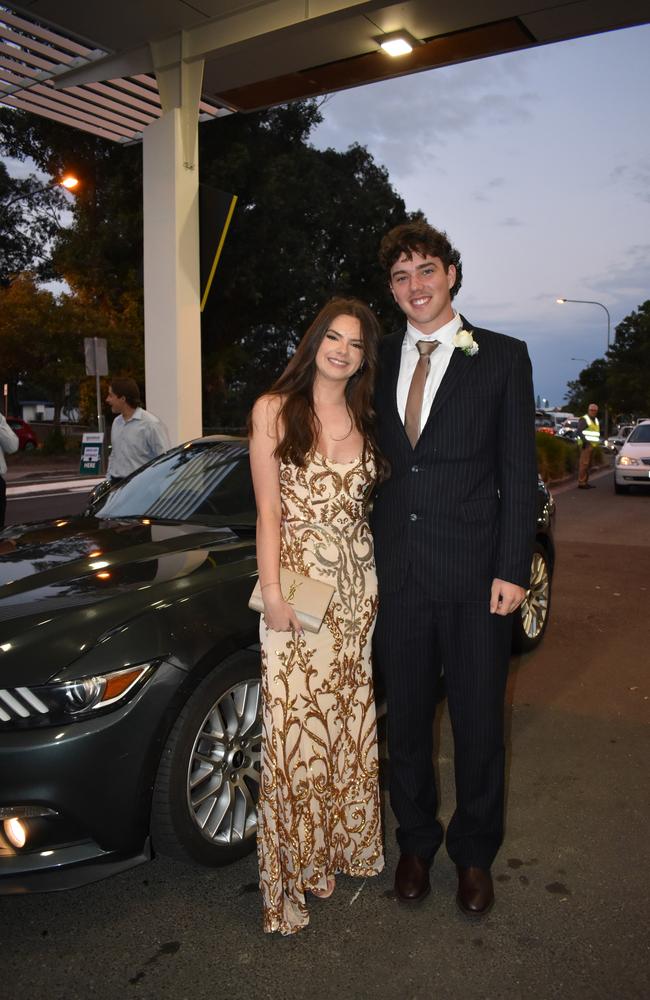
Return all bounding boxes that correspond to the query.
[19,401,80,423]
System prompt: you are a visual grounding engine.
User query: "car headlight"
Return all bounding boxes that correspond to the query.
[0,662,157,729]
[616,455,640,466]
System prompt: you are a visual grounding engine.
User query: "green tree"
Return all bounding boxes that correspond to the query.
[0,273,142,429]
[2,102,418,427]
[565,357,610,414]
[0,160,65,286]
[565,300,650,419]
[0,274,84,427]
[0,109,144,306]
[199,103,416,424]
[0,108,146,389]
[605,301,650,416]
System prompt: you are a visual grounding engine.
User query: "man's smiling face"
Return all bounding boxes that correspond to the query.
[389,251,456,335]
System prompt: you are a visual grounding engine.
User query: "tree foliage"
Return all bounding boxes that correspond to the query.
[0,273,142,426]
[199,103,416,423]
[565,300,650,419]
[0,159,65,286]
[0,108,144,305]
[0,274,84,423]
[1,101,417,426]
[1,108,147,400]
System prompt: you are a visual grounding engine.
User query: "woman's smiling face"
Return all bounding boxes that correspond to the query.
[314,314,364,382]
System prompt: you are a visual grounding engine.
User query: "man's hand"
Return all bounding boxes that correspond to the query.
[490,578,526,616]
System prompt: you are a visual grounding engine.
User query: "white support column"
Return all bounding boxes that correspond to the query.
[142,50,204,446]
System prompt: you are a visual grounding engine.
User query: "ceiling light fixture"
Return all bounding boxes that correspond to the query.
[377,30,420,57]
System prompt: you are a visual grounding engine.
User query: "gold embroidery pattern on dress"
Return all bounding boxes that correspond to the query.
[258,451,384,935]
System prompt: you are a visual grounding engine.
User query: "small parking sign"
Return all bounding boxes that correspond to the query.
[79,432,105,475]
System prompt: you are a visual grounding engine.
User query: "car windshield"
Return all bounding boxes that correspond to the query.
[627,425,650,444]
[90,440,256,526]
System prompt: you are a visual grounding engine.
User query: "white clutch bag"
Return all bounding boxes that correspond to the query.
[248,568,335,634]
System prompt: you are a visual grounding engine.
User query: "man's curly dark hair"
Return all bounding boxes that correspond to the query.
[379,221,463,300]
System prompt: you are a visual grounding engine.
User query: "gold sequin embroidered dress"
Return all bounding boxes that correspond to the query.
[258,451,384,935]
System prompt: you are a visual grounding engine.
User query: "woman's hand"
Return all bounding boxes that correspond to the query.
[262,585,304,633]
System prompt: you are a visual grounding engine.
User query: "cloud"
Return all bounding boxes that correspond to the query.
[472,176,506,202]
[499,216,524,227]
[312,56,539,176]
[609,159,650,203]
[580,244,650,314]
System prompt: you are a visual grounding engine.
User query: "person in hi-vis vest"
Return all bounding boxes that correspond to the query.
[577,402,600,489]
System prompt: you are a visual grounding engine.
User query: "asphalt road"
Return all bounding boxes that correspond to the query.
[2,469,648,1000]
[5,484,92,525]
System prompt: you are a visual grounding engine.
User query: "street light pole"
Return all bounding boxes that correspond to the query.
[556,298,611,351]
[556,297,611,438]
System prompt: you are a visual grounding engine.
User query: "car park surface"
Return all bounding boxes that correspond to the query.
[2,470,646,1000]
[0,437,554,893]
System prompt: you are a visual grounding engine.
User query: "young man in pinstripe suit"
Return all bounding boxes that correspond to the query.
[371,221,538,916]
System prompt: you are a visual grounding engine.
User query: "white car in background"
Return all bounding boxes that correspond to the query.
[605,424,633,452]
[614,420,650,494]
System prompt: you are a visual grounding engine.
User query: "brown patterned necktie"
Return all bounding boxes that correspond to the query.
[404,339,440,447]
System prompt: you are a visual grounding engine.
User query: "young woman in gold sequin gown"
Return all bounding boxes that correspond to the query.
[249,298,387,935]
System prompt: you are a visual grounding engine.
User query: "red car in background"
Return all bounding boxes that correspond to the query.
[535,411,555,435]
[7,416,38,450]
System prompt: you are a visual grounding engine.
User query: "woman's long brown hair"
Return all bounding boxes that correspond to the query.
[251,297,389,481]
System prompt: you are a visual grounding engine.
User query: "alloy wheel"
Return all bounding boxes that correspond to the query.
[186,678,262,847]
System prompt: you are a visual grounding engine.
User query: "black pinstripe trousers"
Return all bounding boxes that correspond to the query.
[374,573,513,869]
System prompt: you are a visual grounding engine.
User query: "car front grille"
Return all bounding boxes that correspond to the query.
[0,688,48,724]
[642,458,650,466]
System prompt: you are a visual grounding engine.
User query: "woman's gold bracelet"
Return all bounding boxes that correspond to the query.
[260,581,281,590]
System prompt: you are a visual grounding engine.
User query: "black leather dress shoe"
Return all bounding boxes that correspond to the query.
[395,853,431,902]
[456,866,494,917]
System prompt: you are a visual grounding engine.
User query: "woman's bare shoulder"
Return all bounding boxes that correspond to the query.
[251,394,284,437]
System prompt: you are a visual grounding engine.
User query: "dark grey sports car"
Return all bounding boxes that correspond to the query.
[0,437,554,893]
[0,438,261,893]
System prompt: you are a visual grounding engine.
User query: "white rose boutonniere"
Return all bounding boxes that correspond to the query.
[452,328,479,357]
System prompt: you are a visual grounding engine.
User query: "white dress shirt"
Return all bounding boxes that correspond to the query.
[396,312,463,434]
[107,406,170,479]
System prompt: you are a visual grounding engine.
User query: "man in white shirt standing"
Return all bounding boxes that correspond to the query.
[371,221,538,918]
[0,412,19,528]
[105,377,170,483]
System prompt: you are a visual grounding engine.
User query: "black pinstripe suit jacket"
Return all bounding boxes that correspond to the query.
[371,316,538,602]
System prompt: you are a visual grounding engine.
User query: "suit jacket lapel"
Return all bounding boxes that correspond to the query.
[382,332,405,429]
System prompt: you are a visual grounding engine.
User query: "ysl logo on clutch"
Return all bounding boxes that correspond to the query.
[285,578,303,604]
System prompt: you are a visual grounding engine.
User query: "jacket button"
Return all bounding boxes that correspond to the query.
[411,464,419,473]
[409,513,418,522]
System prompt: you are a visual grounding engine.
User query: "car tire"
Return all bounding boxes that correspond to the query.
[151,650,262,867]
[614,482,630,495]
[511,543,551,654]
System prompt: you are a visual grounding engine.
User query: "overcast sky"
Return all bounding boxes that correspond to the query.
[312,23,650,407]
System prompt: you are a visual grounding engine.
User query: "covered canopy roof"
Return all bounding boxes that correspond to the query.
[2,1,649,141]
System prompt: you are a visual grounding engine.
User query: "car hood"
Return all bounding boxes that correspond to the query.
[620,441,650,458]
[0,517,256,682]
